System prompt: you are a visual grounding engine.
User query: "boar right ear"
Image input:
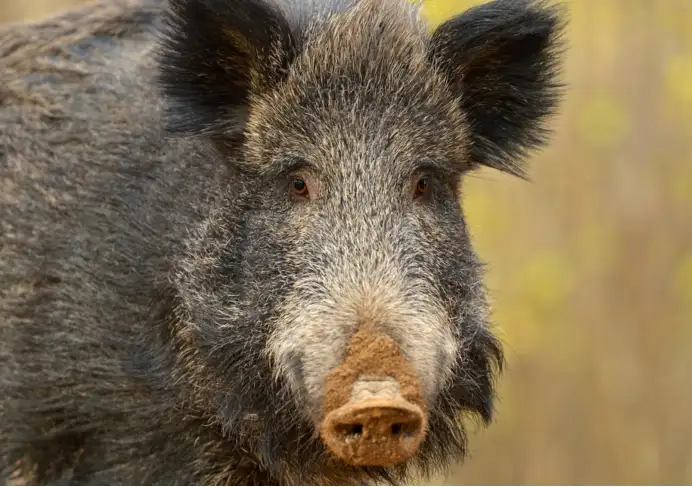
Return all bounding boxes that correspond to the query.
[156,0,297,137]
[428,0,566,177]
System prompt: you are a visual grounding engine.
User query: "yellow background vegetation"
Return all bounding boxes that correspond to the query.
[2,0,691,484]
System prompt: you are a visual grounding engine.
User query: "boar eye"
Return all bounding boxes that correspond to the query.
[291,177,309,199]
[414,176,430,200]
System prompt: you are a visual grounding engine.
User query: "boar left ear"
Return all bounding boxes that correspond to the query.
[428,0,566,177]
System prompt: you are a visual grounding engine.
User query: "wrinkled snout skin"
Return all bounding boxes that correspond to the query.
[0,0,565,484]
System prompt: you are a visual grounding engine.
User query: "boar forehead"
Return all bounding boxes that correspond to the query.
[245,0,470,175]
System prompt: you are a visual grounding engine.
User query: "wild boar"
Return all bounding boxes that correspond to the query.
[0,0,565,484]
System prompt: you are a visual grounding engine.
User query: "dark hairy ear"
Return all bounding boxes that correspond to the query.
[156,0,297,137]
[428,0,566,177]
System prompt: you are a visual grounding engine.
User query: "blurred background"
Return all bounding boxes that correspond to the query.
[2,0,691,484]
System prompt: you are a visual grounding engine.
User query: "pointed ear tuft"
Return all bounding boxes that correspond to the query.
[428,0,567,176]
[156,0,297,137]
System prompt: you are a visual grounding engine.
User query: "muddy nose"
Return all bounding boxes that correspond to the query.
[320,329,429,467]
[322,396,426,467]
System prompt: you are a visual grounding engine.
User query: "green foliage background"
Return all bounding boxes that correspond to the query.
[3,0,691,484]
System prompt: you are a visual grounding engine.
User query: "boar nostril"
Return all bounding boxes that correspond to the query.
[336,423,363,438]
[391,423,402,435]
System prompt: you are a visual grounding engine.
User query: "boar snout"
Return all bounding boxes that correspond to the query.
[321,381,427,466]
[320,329,429,466]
